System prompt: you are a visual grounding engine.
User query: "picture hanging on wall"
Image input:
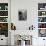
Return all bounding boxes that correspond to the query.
[18,9,27,21]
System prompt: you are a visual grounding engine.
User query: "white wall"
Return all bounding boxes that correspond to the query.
[11,0,46,46]
[11,0,38,45]
[11,0,38,30]
[11,0,46,29]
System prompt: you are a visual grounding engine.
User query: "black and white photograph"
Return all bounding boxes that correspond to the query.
[18,9,27,21]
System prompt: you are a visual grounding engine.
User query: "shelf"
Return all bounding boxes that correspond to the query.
[0,10,8,11]
[0,22,8,23]
[0,16,8,17]
[0,3,8,37]
[38,28,46,29]
[38,10,46,11]
[38,15,46,17]
[38,22,46,23]
[38,3,46,37]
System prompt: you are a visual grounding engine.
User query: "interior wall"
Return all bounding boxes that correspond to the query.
[11,0,38,30]
[11,0,46,46]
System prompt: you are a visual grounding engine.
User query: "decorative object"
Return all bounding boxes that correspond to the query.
[42,12,45,15]
[29,25,35,30]
[38,23,46,28]
[5,6,8,10]
[38,11,46,16]
[0,3,8,10]
[0,17,8,22]
[38,17,46,22]
[11,23,16,30]
[0,11,8,16]
[39,29,46,37]
[0,23,8,37]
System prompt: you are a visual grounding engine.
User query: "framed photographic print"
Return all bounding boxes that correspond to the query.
[18,9,27,21]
